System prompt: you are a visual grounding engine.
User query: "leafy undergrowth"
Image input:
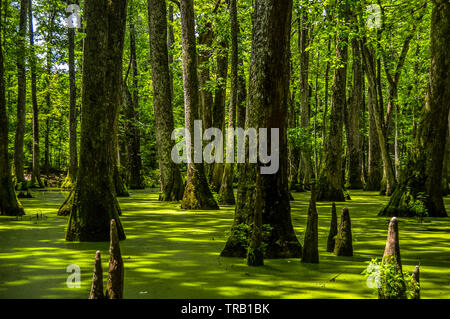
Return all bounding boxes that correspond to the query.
[0,188,449,299]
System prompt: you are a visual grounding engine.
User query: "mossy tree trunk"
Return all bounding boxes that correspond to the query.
[361,43,396,195]
[62,0,78,190]
[14,0,28,187]
[379,0,450,218]
[148,0,184,201]
[221,0,302,259]
[179,0,219,210]
[210,40,228,192]
[298,7,313,188]
[317,1,349,202]
[126,2,144,190]
[0,0,25,217]
[345,38,363,189]
[59,0,127,242]
[365,84,383,191]
[219,0,238,205]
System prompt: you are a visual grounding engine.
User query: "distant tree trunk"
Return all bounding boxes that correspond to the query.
[168,4,175,100]
[219,0,238,205]
[345,38,363,189]
[236,57,247,131]
[58,0,128,242]
[298,7,313,187]
[14,0,28,186]
[380,0,450,217]
[112,108,129,198]
[148,0,184,201]
[317,1,349,202]
[127,3,144,190]
[43,7,57,176]
[29,0,43,188]
[179,0,219,210]
[362,42,396,195]
[362,45,383,191]
[62,0,78,190]
[198,22,213,130]
[221,0,302,258]
[0,0,25,216]
[197,21,214,181]
[210,40,228,192]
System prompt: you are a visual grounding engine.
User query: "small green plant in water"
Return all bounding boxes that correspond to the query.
[362,258,419,299]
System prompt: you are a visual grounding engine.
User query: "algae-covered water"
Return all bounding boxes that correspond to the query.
[0,188,449,299]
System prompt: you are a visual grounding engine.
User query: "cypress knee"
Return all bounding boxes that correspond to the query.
[382,217,402,271]
[89,250,104,299]
[411,265,420,299]
[302,191,319,263]
[105,219,124,299]
[327,203,338,252]
[334,207,353,256]
[379,217,406,299]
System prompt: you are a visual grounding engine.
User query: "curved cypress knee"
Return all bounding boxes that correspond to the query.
[334,207,353,256]
[89,250,104,299]
[327,203,337,252]
[105,219,124,299]
[411,265,420,299]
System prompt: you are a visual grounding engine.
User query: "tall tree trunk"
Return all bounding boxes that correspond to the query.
[148,0,184,201]
[168,4,175,100]
[365,82,382,190]
[298,7,313,187]
[62,0,78,190]
[210,40,228,192]
[14,0,28,187]
[197,21,214,182]
[236,57,247,131]
[380,0,450,218]
[127,2,144,190]
[29,0,43,188]
[345,38,363,189]
[317,1,349,202]
[0,0,25,216]
[219,0,238,205]
[221,0,302,258]
[198,22,213,130]
[58,0,128,241]
[362,44,396,196]
[179,0,219,210]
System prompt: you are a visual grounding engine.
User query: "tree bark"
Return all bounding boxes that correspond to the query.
[379,0,450,217]
[219,0,238,205]
[179,0,219,210]
[148,0,184,201]
[221,0,301,258]
[317,1,349,202]
[210,40,228,192]
[14,0,28,186]
[298,7,313,187]
[126,2,144,190]
[29,0,43,189]
[0,0,25,216]
[58,0,128,242]
[345,38,363,189]
[62,0,78,190]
